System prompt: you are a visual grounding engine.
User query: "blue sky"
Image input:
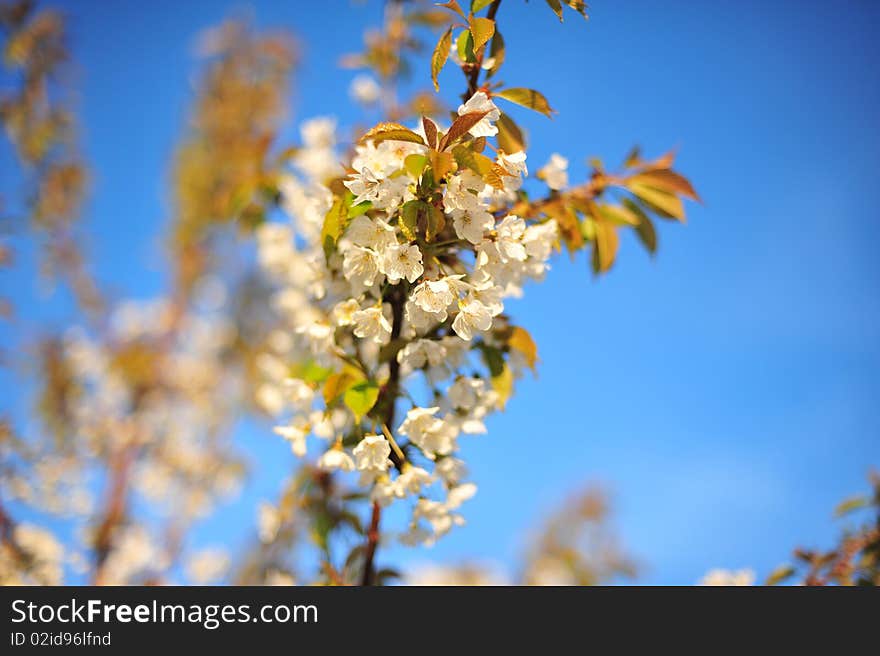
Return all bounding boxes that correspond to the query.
[2,0,879,584]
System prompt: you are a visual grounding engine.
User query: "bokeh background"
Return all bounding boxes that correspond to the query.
[2,0,879,584]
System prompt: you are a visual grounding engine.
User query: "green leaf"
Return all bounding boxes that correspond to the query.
[469,17,495,53]
[495,88,555,117]
[628,182,686,222]
[344,380,379,420]
[456,29,476,63]
[623,198,657,255]
[290,360,334,385]
[431,27,453,92]
[496,112,525,152]
[347,200,372,219]
[400,200,430,241]
[360,122,426,146]
[471,0,495,12]
[404,153,428,179]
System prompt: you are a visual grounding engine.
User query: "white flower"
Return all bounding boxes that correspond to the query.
[274,420,310,457]
[371,478,398,507]
[186,548,230,584]
[317,447,355,472]
[349,74,381,104]
[343,170,409,210]
[352,305,392,344]
[436,457,467,487]
[538,153,568,190]
[457,91,500,138]
[412,498,464,537]
[342,246,382,290]
[331,299,361,326]
[257,502,281,543]
[300,117,337,149]
[499,150,527,180]
[444,171,485,212]
[353,434,392,475]
[523,219,558,261]
[448,377,486,410]
[382,243,424,283]
[398,406,458,458]
[345,215,397,251]
[343,168,383,205]
[495,215,527,262]
[395,464,433,497]
[296,321,335,355]
[283,377,314,413]
[699,569,755,586]
[397,338,447,370]
[451,298,493,341]
[411,278,455,315]
[445,482,477,509]
[451,206,495,244]
[352,139,424,179]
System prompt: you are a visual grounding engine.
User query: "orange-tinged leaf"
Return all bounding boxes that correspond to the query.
[508,326,538,371]
[628,182,686,222]
[545,0,564,21]
[360,122,426,146]
[471,0,495,12]
[422,117,439,149]
[491,363,514,409]
[431,27,453,92]
[469,16,495,53]
[439,0,466,19]
[497,112,525,153]
[629,169,700,202]
[429,149,455,181]
[594,203,640,227]
[324,372,355,406]
[591,221,619,273]
[452,145,507,189]
[440,110,489,150]
[495,87,555,117]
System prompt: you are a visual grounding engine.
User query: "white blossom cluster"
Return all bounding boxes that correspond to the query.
[256,94,559,547]
[3,290,243,584]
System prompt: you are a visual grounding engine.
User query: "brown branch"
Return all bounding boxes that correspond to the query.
[463,0,501,100]
[359,285,405,586]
